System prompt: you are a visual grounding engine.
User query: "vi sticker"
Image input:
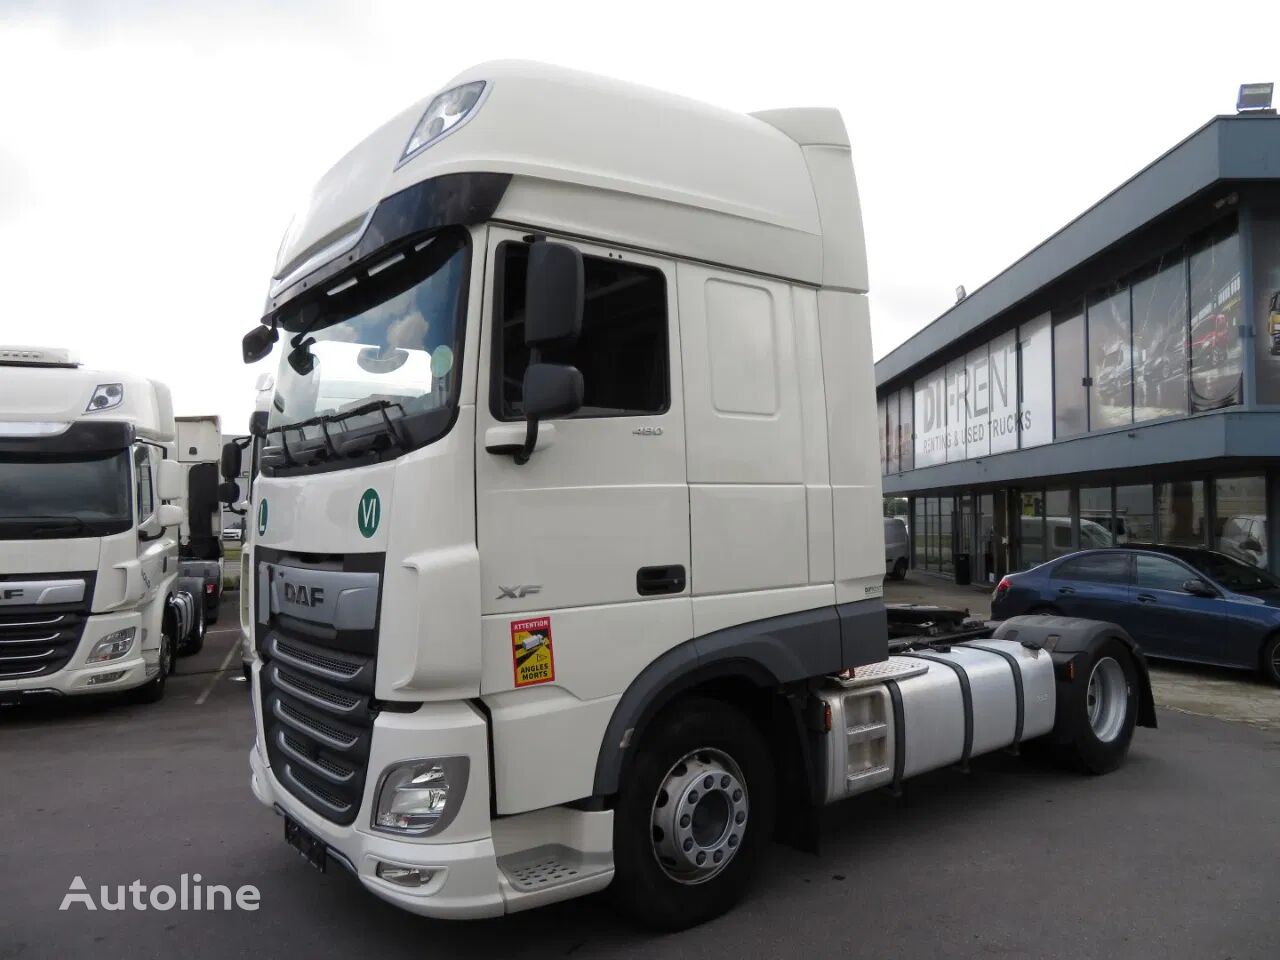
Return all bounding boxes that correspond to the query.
[511,616,555,688]
[357,488,380,538]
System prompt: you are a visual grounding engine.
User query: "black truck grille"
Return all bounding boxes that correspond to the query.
[260,631,376,825]
[0,574,94,680]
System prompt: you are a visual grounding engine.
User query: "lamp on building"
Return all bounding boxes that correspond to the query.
[1236,82,1274,114]
[955,285,967,304]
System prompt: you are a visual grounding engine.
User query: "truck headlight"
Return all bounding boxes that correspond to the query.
[372,756,469,836]
[87,627,136,663]
[399,81,486,164]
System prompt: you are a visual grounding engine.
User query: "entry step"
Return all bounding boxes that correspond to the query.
[498,844,612,894]
[833,657,930,688]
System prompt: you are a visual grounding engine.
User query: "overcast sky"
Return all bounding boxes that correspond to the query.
[2,0,1276,430]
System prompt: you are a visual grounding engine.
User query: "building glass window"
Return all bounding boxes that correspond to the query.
[1115,484,1155,543]
[1131,254,1188,421]
[1079,486,1114,546]
[886,391,899,474]
[1018,490,1045,570]
[1053,307,1088,439]
[1046,488,1073,558]
[912,498,926,567]
[939,497,954,575]
[1188,222,1242,412]
[965,346,990,458]
[1019,314,1053,447]
[945,360,966,464]
[1156,480,1205,547]
[1214,476,1267,568]
[1087,285,1132,429]
[877,398,887,476]
[1252,214,1280,404]
[988,328,1019,454]
[898,387,914,471]
[978,493,996,583]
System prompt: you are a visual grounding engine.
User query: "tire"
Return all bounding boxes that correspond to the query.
[1028,604,1059,616]
[1260,634,1280,687]
[133,618,174,704]
[1053,639,1138,775]
[610,698,776,931]
[891,558,908,581]
[183,604,206,656]
[206,599,219,626]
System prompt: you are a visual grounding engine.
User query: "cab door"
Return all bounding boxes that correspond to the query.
[474,227,692,811]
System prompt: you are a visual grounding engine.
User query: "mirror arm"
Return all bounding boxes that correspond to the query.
[509,346,545,465]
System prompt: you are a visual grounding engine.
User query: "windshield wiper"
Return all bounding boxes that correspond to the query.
[266,399,410,467]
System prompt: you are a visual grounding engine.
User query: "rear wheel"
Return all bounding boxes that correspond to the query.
[184,604,205,656]
[890,558,908,581]
[1260,634,1280,687]
[610,699,775,931]
[1054,639,1137,774]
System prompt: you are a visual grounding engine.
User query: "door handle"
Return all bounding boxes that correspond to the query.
[1057,586,1075,596]
[1136,593,1157,603]
[637,565,686,596]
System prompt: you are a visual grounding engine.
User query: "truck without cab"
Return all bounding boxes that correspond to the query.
[233,63,1156,930]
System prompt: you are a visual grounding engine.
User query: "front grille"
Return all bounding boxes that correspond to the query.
[255,552,382,827]
[0,574,94,680]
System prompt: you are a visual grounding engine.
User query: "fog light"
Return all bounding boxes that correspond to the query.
[87,627,136,663]
[372,756,469,836]
[87,670,126,685]
[375,863,436,887]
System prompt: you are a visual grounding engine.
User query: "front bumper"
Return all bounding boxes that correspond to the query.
[0,612,150,696]
[248,685,505,919]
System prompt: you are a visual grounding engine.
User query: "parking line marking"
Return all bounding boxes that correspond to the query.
[195,640,241,705]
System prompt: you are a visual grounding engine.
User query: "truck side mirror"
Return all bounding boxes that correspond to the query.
[157,459,184,502]
[218,481,242,507]
[525,241,584,345]
[523,363,584,420]
[249,410,268,438]
[243,325,278,364]
[221,441,242,482]
[156,503,185,530]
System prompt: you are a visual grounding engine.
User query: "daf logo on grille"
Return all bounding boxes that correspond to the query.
[283,583,325,608]
[2,588,22,600]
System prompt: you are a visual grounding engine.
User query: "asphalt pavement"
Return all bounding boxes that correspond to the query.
[1,595,1278,959]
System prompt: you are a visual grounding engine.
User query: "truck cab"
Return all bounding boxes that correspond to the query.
[238,62,1152,929]
[0,346,192,703]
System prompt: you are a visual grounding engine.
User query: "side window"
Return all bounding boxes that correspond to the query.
[1134,555,1192,592]
[134,447,155,520]
[1053,553,1129,584]
[492,242,669,420]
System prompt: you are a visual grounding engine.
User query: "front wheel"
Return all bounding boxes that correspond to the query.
[1260,634,1280,687]
[610,699,775,931]
[890,558,908,581]
[133,620,174,704]
[1053,640,1138,774]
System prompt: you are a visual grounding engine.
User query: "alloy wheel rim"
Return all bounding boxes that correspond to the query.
[1086,656,1127,742]
[650,747,748,885]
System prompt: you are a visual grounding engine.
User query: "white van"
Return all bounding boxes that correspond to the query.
[884,517,910,579]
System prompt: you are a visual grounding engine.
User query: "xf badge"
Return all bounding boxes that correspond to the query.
[497,585,542,600]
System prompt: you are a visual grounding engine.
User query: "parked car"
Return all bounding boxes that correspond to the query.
[884,517,910,580]
[992,543,1280,685]
[1217,515,1268,569]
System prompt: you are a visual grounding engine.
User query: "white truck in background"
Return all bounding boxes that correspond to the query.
[230,62,1157,930]
[0,346,198,704]
[174,414,224,634]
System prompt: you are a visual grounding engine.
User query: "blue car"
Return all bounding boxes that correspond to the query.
[992,544,1280,685]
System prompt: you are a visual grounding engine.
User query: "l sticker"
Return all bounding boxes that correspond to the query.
[257,499,268,536]
[357,488,381,538]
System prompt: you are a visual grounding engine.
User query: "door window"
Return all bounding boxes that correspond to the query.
[492,242,669,420]
[1134,554,1193,592]
[134,447,155,521]
[1053,553,1130,585]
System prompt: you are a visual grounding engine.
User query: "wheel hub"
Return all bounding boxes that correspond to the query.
[650,748,748,884]
[1086,656,1127,742]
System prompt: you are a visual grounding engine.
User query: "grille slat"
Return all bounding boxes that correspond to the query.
[256,556,380,828]
[0,575,92,679]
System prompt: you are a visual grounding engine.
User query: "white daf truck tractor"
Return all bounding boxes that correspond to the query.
[232,62,1157,930]
[0,347,197,705]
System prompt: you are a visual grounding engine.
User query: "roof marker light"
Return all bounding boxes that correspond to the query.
[399,81,487,165]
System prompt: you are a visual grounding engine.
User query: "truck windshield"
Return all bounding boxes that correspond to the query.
[0,452,132,539]
[265,227,470,468]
